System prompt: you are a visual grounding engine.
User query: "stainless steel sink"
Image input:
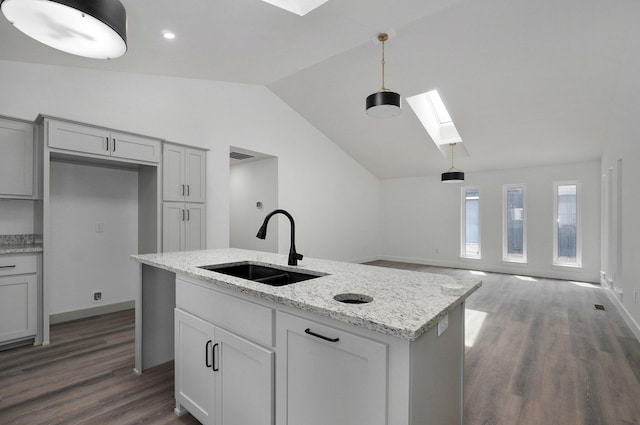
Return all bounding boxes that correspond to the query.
[199,262,324,287]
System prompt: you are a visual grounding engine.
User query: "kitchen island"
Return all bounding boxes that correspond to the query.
[132,248,481,425]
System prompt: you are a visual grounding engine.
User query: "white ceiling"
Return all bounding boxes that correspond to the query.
[0,0,636,178]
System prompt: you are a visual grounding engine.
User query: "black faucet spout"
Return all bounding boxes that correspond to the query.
[256,209,304,266]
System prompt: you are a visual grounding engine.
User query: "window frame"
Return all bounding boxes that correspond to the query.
[553,181,582,268]
[460,186,481,259]
[502,184,527,263]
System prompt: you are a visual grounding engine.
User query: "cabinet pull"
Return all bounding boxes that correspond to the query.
[212,343,219,371]
[0,265,17,269]
[187,209,190,221]
[187,185,190,196]
[105,137,110,151]
[304,328,340,343]
[205,340,213,368]
[181,184,185,196]
[113,138,116,152]
[181,209,185,221]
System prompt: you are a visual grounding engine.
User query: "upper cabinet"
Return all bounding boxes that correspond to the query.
[47,119,161,164]
[0,117,34,198]
[163,143,206,203]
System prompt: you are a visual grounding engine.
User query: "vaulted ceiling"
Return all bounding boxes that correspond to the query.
[0,0,636,178]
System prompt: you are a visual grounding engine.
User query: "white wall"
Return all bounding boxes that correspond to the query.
[49,161,138,314]
[381,161,601,282]
[0,59,381,263]
[600,25,640,334]
[230,157,278,252]
[0,200,34,234]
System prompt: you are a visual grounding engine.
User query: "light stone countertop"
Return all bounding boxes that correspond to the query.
[0,244,43,255]
[131,248,482,341]
[0,235,43,255]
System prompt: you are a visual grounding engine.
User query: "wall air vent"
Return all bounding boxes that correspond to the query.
[230,151,255,161]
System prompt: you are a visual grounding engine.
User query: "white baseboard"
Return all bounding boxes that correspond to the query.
[50,300,134,324]
[604,288,640,343]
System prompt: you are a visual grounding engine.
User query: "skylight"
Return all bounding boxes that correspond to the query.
[406,89,463,155]
[427,90,452,125]
[260,0,329,16]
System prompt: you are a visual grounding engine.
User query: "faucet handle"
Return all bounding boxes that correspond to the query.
[294,253,304,261]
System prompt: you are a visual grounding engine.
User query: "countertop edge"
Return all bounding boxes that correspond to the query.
[132,253,483,341]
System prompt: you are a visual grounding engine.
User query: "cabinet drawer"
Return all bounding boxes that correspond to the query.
[176,277,274,347]
[0,254,37,277]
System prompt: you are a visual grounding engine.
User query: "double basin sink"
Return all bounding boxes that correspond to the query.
[199,262,373,305]
[199,262,321,287]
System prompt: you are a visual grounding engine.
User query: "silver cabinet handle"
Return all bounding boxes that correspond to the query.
[187,185,190,196]
[0,265,17,269]
[113,138,116,152]
[181,209,185,221]
[105,137,110,151]
[181,184,185,196]
[187,209,190,221]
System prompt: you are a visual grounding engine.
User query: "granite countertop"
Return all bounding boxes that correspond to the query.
[131,248,482,341]
[0,234,43,254]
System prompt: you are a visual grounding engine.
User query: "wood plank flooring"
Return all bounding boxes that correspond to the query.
[0,310,199,425]
[1,262,639,424]
[369,261,640,425]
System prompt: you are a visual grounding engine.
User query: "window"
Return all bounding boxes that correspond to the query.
[461,187,481,258]
[503,185,526,262]
[554,182,581,267]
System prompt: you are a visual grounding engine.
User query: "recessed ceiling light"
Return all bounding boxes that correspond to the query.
[163,31,175,40]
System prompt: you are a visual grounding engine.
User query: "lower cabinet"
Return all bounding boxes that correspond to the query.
[174,308,274,425]
[275,311,388,425]
[0,254,38,344]
[163,203,205,252]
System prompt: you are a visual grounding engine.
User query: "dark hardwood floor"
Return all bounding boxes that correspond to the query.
[1,262,639,424]
[0,309,199,425]
[369,261,640,425]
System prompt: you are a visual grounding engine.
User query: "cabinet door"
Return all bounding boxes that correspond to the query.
[185,204,205,251]
[0,274,37,342]
[216,327,274,425]
[276,312,387,425]
[48,120,110,157]
[110,132,161,163]
[175,309,216,425]
[163,202,185,252]
[0,118,34,197]
[163,144,185,202]
[185,148,206,203]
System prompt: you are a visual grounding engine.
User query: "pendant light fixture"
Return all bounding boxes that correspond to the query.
[1,0,127,59]
[366,33,401,118]
[441,143,465,183]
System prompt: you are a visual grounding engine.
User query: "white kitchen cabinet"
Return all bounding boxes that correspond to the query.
[163,143,206,203]
[163,202,205,252]
[175,309,274,425]
[0,254,38,344]
[0,117,34,198]
[47,119,161,163]
[174,308,216,425]
[276,311,388,425]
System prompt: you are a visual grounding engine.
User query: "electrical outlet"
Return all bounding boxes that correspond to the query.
[92,291,103,303]
[437,314,449,336]
[95,223,104,233]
